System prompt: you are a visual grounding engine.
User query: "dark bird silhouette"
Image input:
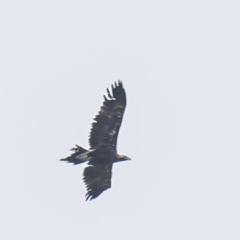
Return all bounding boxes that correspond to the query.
[61,81,131,200]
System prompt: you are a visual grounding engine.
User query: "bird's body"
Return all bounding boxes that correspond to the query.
[61,81,130,200]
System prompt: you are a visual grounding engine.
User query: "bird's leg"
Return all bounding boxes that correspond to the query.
[70,145,81,152]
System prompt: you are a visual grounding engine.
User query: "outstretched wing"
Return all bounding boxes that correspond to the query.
[83,163,113,200]
[89,80,127,150]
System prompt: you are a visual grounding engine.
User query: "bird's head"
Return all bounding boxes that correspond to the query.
[115,154,131,162]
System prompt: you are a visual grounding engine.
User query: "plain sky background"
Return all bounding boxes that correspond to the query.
[1,1,240,239]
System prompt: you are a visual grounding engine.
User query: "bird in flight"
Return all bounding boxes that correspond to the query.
[61,80,131,200]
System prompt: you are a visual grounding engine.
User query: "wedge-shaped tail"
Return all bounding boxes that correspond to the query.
[61,145,88,165]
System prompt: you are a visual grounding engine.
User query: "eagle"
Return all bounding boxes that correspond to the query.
[61,80,131,200]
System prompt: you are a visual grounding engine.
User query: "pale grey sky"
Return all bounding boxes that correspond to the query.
[1,1,240,239]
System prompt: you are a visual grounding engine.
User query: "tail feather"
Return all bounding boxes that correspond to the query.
[60,145,88,165]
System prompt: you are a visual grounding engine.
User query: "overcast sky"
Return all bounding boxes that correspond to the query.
[1,1,240,239]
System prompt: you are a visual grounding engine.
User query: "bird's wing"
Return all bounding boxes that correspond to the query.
[89,80,126,150]
[83,163,113,200]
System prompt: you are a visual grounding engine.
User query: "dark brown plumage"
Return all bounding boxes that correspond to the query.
[61,81,130,200]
